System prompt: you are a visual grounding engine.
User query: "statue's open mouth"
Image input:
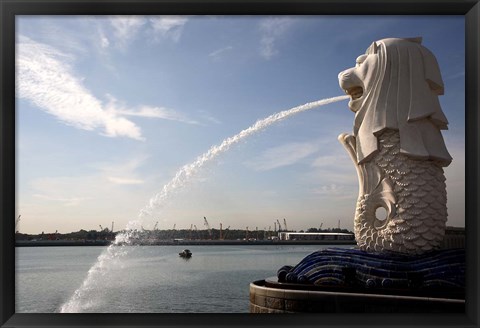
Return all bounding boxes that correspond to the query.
[345,86,363,100]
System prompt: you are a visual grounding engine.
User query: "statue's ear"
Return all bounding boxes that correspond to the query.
[367,41,378,54]
[420,46,444,95]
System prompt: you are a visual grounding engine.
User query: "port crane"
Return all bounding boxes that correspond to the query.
[276,219,282,232]
[283,219,288,232]
[219,223,223,240]
[223,226,231,240]
[170,224,176,239]
[204,217,212,239]
[194,225,198,239]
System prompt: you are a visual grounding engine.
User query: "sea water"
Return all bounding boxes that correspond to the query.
[16,244,351,313]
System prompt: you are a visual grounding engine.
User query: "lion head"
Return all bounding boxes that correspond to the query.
[338,37,452,166]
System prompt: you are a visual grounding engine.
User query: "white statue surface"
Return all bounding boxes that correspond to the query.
[338,37,452,254]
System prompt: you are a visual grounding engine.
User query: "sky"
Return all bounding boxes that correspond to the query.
[15,15,465,234]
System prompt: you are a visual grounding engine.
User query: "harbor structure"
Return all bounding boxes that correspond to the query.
[277,232,354,241]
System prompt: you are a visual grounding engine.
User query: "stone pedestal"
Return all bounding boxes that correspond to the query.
[250,247,465,313]
[250,278,465,313]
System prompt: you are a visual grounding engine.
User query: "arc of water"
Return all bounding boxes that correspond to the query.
[59,95,348,313]
[136,95,349,224]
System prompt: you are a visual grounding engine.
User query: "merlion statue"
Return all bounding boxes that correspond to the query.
[337,37,452,254]
[268,38,464,297]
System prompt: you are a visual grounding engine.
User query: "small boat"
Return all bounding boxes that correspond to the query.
[179,249,192,258]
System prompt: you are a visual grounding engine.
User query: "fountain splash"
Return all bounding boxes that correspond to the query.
[59,95,348,313]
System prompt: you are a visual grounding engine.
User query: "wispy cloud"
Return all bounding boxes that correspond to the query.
[113,103,199,125]
[97,27,110,49]
[30,176,93,207]
[17,36,199,140]
[149,16,189,42]
[244,142,318,171]
[109,16,146,49]
[106,16,189,49]
[306,152,358,186]
[198,110,222,125]
[309,183,356,203]
[258,17,294,60]
[16,36,145,141]
[311,154,349,168]
[311,183,348,196]
[98,156,148,186]
[208,45,233,60]
[30,156,149,208]
[107,177,144,185]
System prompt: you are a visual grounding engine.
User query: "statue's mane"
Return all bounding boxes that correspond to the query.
[353,38,452,166]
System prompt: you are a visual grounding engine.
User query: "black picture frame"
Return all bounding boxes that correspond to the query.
[1,1,478,327]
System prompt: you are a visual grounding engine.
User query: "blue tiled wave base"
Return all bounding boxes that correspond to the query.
[277,248,465,294]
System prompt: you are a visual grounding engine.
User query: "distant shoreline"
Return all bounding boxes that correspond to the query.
[15,239,357,247]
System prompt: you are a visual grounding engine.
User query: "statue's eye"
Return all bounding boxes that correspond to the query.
[355,54,368,67]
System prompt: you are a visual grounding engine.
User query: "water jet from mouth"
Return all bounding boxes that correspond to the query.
[59,94,349,313]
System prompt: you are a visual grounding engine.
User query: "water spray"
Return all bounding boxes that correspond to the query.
[59,94,348,312]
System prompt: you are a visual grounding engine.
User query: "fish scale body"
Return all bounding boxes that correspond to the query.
[349,130,447,254]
